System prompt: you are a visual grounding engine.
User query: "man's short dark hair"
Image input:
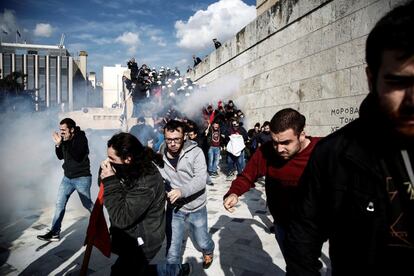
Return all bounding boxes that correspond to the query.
[262,121,270,128]
[270,108,305,136]
[164,120,185,135]
[366,1,414,80]
[60,118,76,129]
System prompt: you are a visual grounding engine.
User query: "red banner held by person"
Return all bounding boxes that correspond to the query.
[84,182,111,257]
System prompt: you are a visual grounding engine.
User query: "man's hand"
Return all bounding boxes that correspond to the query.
[223,193,239,213]
[100,158,115,179]
[52,131,62,146]
[167,189,182,204]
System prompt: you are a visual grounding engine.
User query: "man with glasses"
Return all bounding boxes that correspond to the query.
[158,120,215,272]
[223,108,321,257]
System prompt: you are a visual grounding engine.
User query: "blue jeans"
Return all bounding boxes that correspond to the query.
[207,146,221,173]
[227,150,245,175]
[51,176,93,233]
[165,206,214,265]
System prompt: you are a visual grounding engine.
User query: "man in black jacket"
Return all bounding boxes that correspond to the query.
[37,118,93,242]
[285,2,414,275]
[213,38,222,49]
[193,55,202,67]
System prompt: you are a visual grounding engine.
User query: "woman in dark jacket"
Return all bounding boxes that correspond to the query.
[99,133,165,275]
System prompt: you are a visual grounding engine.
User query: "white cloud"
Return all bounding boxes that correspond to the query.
[34,23,54,37]
[150,35,167,47]
[175,0,256,51]
[115,31,140,55]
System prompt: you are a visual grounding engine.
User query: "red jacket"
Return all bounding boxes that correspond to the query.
[225,137,321,225]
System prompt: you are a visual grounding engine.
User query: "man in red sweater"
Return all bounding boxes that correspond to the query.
[223,108,321,256]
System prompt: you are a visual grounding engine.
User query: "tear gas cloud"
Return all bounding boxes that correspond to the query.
[177,74,243,118]
[0,108,105,227]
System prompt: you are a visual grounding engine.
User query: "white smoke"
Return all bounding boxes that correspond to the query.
[0,112,62,224]
[177,74,242,118]
[0,109,108,226]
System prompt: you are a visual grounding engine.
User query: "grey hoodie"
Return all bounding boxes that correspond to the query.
[158,140,208,212]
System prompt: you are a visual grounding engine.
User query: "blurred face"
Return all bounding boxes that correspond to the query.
[187,131,197,141]
[59,123,74,141]
[368,51,414,138]
[165,128,184,154]
[263,125,270,133]
[212,123,219,130]
[271,128,305,160]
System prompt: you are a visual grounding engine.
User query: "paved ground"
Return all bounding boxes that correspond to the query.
[0,173,331,275]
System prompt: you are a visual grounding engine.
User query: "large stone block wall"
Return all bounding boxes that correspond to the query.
[188,0,407,136]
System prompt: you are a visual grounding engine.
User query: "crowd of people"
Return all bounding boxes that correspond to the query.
[123,59,198,118]
[36,3,413,275]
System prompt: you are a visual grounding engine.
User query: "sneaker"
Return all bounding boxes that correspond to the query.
[37,230,60,242]
[202,254,213,269]
[179,263,192,276]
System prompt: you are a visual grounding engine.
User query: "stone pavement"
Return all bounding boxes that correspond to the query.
[0,173,331,275]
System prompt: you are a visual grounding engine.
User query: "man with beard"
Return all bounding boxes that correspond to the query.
[223,109,321,256]
[37,118,93,242]
[285,2,414,275]
[158,120,215,272]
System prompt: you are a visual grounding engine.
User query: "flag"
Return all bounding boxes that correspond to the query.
[84,182,111,257]
[16,29,21,37]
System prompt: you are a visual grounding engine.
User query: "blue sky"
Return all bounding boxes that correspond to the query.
[1,0,256,80]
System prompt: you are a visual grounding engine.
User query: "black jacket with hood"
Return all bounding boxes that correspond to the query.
[55,126,91,178]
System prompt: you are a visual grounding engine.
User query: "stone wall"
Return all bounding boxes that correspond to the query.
[188,0,407,136]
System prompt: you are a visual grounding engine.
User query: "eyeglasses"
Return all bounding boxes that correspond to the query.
[165,137,183,144]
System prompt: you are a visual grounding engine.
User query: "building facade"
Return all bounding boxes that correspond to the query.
[0,42,90,111]
[102,64,128,108]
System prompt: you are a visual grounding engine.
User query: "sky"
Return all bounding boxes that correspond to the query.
[0,0,257,81]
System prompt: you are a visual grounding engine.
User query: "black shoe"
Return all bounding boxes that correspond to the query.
[37,230,60,242]
[179,263,192,276]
